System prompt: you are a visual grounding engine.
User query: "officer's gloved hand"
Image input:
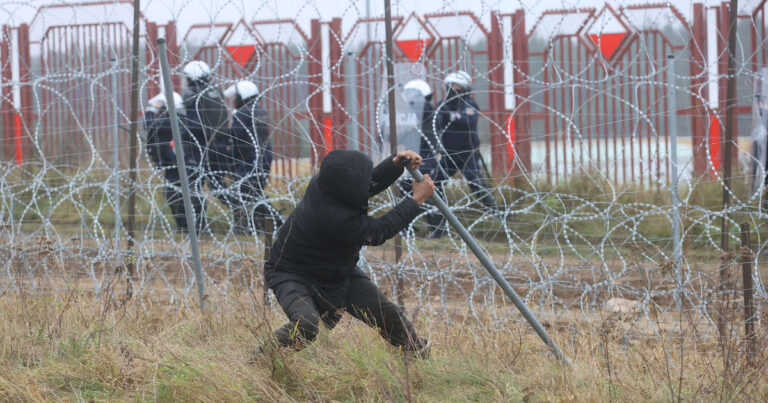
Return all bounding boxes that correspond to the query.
[449,111,461,122]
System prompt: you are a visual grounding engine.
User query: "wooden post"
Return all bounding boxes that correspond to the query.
[718,0,739,351]
[381,0,406,307]
[739,223,756,367]
[125,0,141,299]
[263,217,274,306]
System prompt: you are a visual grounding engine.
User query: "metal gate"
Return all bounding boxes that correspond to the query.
[29,2,140,168]
[529,4,691,186]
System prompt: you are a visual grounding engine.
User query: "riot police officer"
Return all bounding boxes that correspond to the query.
[144,91,203,233]
[401,79,438,177]
[180,61,232,226]
[224,80,283,233]
[431,71,499,237]
[398,79,444,232]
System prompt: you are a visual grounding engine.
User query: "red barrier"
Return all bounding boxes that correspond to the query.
[1,25,13,163]
[529,4,690,186]
[505,115,515,172]
[709,114,722,175]
[323,117,333,153]
[13,113,22,166]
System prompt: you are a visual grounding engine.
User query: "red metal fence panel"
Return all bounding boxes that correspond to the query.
[4,2,767,185]
[527,4,696,185]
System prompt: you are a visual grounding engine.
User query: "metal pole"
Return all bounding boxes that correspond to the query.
[112,58,121,265]
[346,51,360,151]
[667,54,682,310]
[406,166,571,366]
[158,38,206,311]
[383,0,405,306]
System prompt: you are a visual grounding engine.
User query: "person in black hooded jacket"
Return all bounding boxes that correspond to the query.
[263,149,434,357]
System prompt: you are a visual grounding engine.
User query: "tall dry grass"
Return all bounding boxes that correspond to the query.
[1,273,766,402]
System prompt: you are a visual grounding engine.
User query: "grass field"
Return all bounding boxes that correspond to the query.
[0,278,766,402]
[2,162,768,401]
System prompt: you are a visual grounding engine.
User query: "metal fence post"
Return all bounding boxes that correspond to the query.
[406,165,572,366]
[157,38,207,312]
[689,3,708,177]
[345,51,360,151]
[383,0,406,307]
[111,57,121,265]
[667,54,682,310]
[1,25,13,162]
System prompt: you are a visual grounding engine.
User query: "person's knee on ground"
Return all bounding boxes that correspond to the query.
[274,314,321,350]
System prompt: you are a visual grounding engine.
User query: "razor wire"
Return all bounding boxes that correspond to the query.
[0,0,766,343]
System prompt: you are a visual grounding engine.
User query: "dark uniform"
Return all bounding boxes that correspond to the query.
[182,82,232,214]
[230,98,282,232]
[396,97,445,231]
[264,150,428,353]
[433,89,498,214]
[144,108,204,232]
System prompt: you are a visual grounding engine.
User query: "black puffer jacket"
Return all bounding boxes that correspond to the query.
[436,91,481,153]
[231,100,272,170]
[265,150,420,287]
[182,84,229,153]
[144,110,177,168]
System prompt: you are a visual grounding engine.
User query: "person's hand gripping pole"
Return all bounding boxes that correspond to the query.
[395,151,434,205]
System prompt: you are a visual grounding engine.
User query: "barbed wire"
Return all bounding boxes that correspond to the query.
[0,1,765,349]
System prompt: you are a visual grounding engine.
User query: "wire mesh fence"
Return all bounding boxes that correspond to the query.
[0,0,767,373]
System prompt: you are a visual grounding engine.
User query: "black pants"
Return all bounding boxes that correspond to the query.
[172,146,207,233]
[271,276,424,351]
[433,149,497,210]
[156,164,205,233]
[232,164,283,232]
[206,142,236,209]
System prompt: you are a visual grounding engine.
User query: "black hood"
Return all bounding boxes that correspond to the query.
[318,150,373,211]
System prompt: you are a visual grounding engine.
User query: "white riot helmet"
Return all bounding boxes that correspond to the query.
[224,80,260,108]
[147,91,185,116]
[224,81,260,100]
[444,70,472,91]
[403,79,432,98]
[182,60,212,82]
